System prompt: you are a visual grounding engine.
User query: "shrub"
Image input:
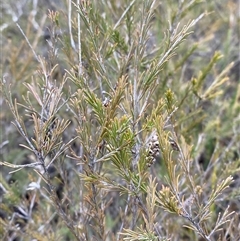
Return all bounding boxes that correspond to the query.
[1,0,239,240]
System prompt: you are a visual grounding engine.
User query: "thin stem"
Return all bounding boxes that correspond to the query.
[117,194,131,241]
[77,0,82,77]
[16,23,39,62]
[68,0,76,50]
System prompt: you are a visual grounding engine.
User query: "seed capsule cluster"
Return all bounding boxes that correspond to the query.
[169,136,179,151]
[146,134,160,167]
[146,134,180,166]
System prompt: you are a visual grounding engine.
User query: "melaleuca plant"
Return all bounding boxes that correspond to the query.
[1,0,239,240]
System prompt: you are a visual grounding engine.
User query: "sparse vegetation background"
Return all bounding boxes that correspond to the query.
[0,0,239,240]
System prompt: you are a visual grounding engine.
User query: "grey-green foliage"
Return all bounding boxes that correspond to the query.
[1,0,239,240]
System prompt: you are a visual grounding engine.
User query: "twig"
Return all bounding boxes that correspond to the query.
[113,0,136,30]
[16,23,39,62]
[77,0,82,77]
[0,140,9,149]
[68,0,76,50]
[117,194,131,241]
[0,161,42,168]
